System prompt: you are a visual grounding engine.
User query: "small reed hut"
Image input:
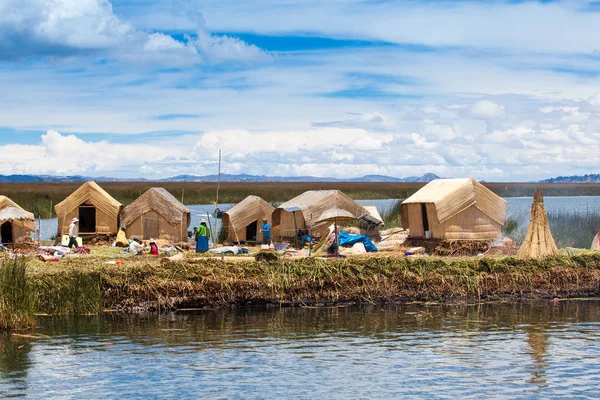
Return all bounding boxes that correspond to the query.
[517,189,559,259]
[222,195,274,243]
[55,181,123,236]
[401,178,508,240]
[0,196,35,243]
[121,188,191,242]
[272,190,366,238]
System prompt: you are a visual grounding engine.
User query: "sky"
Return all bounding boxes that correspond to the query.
[0,0,599,181]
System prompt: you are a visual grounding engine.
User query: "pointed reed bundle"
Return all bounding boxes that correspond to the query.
[517,189,559,259]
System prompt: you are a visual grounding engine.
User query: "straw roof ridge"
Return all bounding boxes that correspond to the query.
[55,181,122,219]
[223,195,275,233]
[121,187,190,226]
[0,196,34,220]
[275,190,366,230]
[402,178,507,225]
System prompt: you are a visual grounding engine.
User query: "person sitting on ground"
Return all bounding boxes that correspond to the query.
[149,239,159,256]
[129,237,145,255]
[68,218,79,249]
[261,217,271,246]
[195,219,210,253]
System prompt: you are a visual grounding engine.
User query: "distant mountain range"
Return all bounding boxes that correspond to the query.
[540,174,600,183]
[0,172,440,183]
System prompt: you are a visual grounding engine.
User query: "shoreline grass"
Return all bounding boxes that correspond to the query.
[20,251,600,314]
[0,257,35,331]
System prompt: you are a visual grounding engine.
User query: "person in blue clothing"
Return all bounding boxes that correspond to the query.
[195,219,210,253]
[261,217,271,246]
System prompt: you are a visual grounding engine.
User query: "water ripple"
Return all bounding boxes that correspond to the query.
[2,301,600,398]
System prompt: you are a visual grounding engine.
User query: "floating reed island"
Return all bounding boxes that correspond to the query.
[1,250,600,331]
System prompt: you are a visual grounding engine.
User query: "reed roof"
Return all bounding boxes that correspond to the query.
[55,181,122,220]
[0,195,35,232]
[0,196,34,221]
[121,187,190,226]
[274,190,366,230]
[402,178,507,225]
[223,195,274,229]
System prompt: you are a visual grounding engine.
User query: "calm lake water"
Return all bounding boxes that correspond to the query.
[36,196,600,240]
[2,301,600,398]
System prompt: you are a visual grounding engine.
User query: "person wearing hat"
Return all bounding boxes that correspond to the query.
[260,217,271,246]
[68,218,79,249]
[149,238,159,256]
[195,219,210,253]
[129,237,145,255]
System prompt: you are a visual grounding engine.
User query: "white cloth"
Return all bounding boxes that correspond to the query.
[68,222,78,238]
[129,241,144,255]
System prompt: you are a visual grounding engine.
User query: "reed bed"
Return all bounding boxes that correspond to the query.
[21,252,600,313]
[504,211,600,249]
[0,257,35,330]
[3,181,600,218]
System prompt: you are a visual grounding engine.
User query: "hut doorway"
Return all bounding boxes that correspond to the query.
[1,222,13,243]
[421,203,430,233]
[246,220,258,242]
[144,214,160,240]
[79,205,96,233]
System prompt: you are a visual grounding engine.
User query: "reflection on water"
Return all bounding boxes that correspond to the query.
[1,301,600,398]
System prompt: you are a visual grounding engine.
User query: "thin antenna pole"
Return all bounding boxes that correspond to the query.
[216,149,221,213]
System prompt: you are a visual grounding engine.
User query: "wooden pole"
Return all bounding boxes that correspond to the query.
[335,219,339,256]
[206,211,215,246]
[215,149,221,214]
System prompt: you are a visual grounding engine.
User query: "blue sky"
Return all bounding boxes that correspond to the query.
[0,0,599,181]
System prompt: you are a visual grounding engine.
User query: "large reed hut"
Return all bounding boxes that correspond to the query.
[0,196,35,243]
[222,195,274,243]
[121,188,190,242]
[400,178,507,240]
[55,181,123,236]
[272,190,366,238]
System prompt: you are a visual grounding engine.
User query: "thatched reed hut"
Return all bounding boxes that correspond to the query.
[55,181,123,236]
[272,190,366,238]
[0,196,35,243]
[121,188,190,242]
[400,178,507,240]
[517,189,559,259]
[222,195,274,243]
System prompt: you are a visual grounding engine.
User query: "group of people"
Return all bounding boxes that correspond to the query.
[129,237,159,256]
[64,215,273,256]
[192,217,271,253]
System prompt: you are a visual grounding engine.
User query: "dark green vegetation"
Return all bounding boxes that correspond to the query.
[503,211,600,249]
[0,258,35,330]
[381,199,403,227]
[2,181,600,217]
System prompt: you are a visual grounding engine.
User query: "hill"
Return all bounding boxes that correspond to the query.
[0,173,440,183]
[540,174,600,183]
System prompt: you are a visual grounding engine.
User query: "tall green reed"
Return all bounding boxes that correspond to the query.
[0,257,35,330]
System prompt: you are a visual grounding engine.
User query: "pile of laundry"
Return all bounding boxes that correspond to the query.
[37,245,91,262]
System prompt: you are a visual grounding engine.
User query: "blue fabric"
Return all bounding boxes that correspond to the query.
[196,236,209,252]
[262,223,271,238]
[337,231,378,252]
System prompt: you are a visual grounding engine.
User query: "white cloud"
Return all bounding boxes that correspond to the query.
[470,100,505,119]
[0,0,269,64]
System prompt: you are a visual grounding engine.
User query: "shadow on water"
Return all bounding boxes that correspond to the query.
[0,333,33,395]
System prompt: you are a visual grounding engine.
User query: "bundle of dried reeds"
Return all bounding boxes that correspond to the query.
[592,232,600,250]
[517,189,559,259]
